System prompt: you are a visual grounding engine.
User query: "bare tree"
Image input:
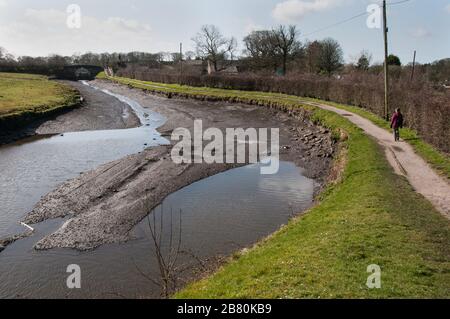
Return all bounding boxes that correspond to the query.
[133,205,183,298]
[192,25,235,73]
[226,37,238,62]
[132,204,213,299]
[243,26,301,75]
[171,52,183,63]
[184,51,195,61]
[0,47,5,60]
[184,51,196,61]
[305,41,322,74]
[0,47,15,71]
[272,25,301,75]
[356,50,372,71]
[243,30,279,71]
[318,38,344,76]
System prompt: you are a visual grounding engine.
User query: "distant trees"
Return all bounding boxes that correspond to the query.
[272,25,301,75]
[244,30,279,72]
[243,33,343,76]
[304,41,322,74]
[356,50,372,71]
[425,58,450,84]
[46,54,69,74]
[0,47,14,61]
[171,52,182,63]
[1,26,449,88]
[243,25,301,75]
[317,38,344,76]
[387,54,401,66]
[0,50,169,75]
[226,37,238,62]
[0,47,6,60]
[0,52,17,73]
[192,25,237,73]
[184,51,196,61]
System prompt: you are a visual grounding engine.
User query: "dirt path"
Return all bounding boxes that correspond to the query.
[304,101,450,219]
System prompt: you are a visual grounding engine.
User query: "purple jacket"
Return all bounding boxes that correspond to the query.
[391,112,403,129]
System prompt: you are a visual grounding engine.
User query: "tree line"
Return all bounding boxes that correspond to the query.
[189,24,345,76]
[0,24,449,84]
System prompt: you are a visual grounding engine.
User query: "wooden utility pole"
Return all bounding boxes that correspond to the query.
[179,42,183,84]
[383,0,389,121]
[410,50,417,81]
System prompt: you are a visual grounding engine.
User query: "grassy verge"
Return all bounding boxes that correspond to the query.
[98,72,449,179]
[176,108,450,298]
[0,72,79,120]
[100,74,450,297]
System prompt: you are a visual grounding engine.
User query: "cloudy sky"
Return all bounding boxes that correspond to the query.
[0,0,449,63]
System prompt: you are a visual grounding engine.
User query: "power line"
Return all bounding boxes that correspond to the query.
[374,0,412,6]
[387,0,412,6]
[301,0,412,38]
[302,11,368,38]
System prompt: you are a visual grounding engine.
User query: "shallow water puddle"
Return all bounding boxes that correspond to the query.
[0,161,315,298]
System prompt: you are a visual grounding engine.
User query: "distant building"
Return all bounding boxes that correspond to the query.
[205,60,240,75]
[219,65,239,75]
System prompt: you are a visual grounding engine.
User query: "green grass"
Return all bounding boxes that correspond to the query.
[98,74,450,298]
[98,73,449,180]
[0,72,79,118]
[176,109,450,298]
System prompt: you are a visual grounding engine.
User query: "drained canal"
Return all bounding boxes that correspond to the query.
[0,82,316,298]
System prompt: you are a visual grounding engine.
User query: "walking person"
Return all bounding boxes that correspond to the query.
[390,108,404,142]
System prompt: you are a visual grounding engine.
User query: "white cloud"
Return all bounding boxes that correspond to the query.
[0,8,156,56]
[446,4,450,13]
[0,0,8,7]
[273,0,345,22]
[411,27,431,39]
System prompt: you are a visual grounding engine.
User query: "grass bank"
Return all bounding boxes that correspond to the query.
[0,73,80,128]
[99,74,450,298]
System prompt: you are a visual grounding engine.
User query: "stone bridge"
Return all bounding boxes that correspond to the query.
[58,65,104,80]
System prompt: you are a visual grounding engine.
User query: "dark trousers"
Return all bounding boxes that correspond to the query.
[393,128,400,141]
